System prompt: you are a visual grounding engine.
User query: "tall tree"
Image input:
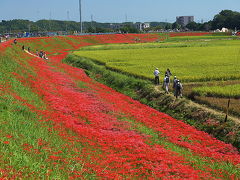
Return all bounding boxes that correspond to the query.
[211,10,240,30]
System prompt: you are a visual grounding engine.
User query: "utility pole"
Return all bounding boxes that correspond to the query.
[91,14,93,26]
[49,11,52,31]
[91,14,94,31]
[67,11,70,21]
[66,11,70,33]
[79,0,83,33]
[37,10,40,21]
[28,24,31,33]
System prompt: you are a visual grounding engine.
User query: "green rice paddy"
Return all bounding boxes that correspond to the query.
[193,84,240,98]
[75,38,240,82]
[74,37,240,98]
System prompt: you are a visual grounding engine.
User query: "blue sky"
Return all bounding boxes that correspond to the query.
[1,0,240,23]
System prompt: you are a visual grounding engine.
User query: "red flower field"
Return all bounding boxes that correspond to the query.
[0,33,239,179]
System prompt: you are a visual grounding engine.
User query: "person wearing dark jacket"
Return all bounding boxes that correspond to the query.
[175,80,183,98]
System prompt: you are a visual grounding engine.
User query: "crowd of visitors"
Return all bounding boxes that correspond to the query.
[21,44,48,60]
[36,50,48,59]
[154,68,183,98]
[0,35,10,43]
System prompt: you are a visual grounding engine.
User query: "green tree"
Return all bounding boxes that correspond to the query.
[211,10,240,30]
[165,24,172,30]
[172,22,181,29]
[186,22,199,31]
[153,25,163,31]
[120,25,139,33]
[86,26,96,33]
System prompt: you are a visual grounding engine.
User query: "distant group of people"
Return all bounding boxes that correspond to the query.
[0,35,10,43]
[36,50,48,59]
[154,68,183,98]
[21,45,48,60]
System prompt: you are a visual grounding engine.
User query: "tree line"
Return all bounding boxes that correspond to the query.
[0,10,239,34]
[185,10,240,31]
[0,19,171,34]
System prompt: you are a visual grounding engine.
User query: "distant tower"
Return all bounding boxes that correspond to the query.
[49,11,52,20]
[176,16,194,26]
[67,11,70,21]
[66,11,70,32]
[37,10,40,21]
[79,0,83,33]
[91,14,94,28]
[49,11,52,31]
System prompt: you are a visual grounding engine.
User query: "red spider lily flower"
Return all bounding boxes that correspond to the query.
[5,135,13,139]
[3,141,10,145]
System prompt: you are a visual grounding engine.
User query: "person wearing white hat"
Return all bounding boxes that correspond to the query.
[153,68,160,85]
[173,76,177,88]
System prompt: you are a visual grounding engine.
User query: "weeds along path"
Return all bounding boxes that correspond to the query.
[0,34,240,179]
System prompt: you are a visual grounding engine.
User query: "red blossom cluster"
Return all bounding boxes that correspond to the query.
[89,34,160,44]
[0,34,239,179]
[0,40,14,53]
[18,55,217,179]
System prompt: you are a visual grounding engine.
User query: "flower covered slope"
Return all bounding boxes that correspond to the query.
[0,33,239,179]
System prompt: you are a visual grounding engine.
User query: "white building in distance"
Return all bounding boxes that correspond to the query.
[135,22,150,31]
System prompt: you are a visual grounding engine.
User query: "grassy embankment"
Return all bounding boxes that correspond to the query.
[0,39,100,178]
[0,34,240,178]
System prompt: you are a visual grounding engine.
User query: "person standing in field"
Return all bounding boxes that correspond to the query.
[165,68,172,84]
[175,80,183,98]
[173,76,177,88]
[163,74,170,93]
[39,51,43,58]
[173,76,178,95]
[43,51,48,60]
[165,68,172,77]
[153,68,160,85]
